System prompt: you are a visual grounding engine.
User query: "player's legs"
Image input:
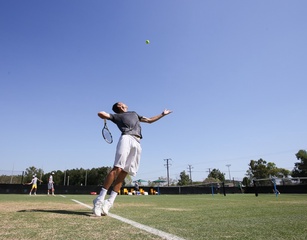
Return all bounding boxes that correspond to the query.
[30,184,36,195]
[112,170,128,192]
[103,166,123,190]
[47,185,55,195]
[125,140,142,177]
[93,136,141,216]
[48,183,51,195]
[107,136,141,202]
[101,135,137,190]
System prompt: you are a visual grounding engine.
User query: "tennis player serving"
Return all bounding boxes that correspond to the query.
[93,102,172,216]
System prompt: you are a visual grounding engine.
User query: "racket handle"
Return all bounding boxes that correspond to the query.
[104,119,107,124]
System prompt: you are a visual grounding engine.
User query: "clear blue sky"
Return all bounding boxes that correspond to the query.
[1,1,306,182]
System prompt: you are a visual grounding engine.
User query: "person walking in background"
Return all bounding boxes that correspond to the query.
[25,175,43,195]
[134,181,139,195]
[93,102,172,216]
[48,172,55,196]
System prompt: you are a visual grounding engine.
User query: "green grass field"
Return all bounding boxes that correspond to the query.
[0,193,306,240]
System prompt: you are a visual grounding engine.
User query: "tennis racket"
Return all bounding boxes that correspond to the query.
[102,119,113,144]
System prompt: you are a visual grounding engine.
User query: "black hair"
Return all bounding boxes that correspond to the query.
[112,102,120,113]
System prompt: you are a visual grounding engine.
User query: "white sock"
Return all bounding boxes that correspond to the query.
[108,191,118,204]
[97,188,108,201]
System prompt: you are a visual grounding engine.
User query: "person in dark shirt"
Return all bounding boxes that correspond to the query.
[93,102,172,216]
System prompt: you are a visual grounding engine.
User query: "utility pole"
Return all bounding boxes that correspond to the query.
[226,164,231,181]
[187,165,193,184]
[164,158,172,186]
[64,170,66,186]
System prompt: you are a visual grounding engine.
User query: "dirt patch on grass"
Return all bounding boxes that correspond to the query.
[115,202,155,208]
[0,200,86,213]
[154,207,191,212]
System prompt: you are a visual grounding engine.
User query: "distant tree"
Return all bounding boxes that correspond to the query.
[292,150,307,179]
[67,168,83,185]
[177,171,190,186]
[246,159,270,179]
[0,174,23,184]
[208,169,225,182]
[203,177,220,184]
[25,166,44,183]
[87,167,111,185]
[86,168,101,185]
[277,168,291,178]
[266,163,290,178]
[242,176,251,187]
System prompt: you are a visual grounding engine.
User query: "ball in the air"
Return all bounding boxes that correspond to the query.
[146,40,150,44]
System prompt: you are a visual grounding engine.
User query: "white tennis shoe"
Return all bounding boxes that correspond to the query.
[101,200,113,216]
[92,198,103,217]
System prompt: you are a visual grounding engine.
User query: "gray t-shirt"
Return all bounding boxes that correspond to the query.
[109,111,143,139]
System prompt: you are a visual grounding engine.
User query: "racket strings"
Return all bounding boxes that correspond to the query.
[102,128,113,143]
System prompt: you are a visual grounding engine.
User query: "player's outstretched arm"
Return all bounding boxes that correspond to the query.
[141,109,172,124]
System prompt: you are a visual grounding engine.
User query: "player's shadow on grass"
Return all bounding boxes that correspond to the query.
[18,209,91,216]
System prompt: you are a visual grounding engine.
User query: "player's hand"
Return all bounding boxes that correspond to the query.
[162,109,172,116]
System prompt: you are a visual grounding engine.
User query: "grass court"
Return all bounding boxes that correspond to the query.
[0,193,306,240]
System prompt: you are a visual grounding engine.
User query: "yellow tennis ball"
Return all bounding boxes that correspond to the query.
[146,40,150,44]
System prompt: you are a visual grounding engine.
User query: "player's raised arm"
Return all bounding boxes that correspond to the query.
[98,111,111,119]
[140,109,172,124]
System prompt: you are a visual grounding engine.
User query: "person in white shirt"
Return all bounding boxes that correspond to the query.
[26,175,42,195]
[48,172,55,196]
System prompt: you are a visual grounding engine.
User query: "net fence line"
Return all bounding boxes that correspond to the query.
[0,170,25,184]
[253,177,307,185]
[0,170,24,176]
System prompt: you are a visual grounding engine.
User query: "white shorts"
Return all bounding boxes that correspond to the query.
[48,183,54,190]
[114,135,142,177]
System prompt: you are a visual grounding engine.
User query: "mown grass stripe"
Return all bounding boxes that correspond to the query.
[71,198,186,240]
